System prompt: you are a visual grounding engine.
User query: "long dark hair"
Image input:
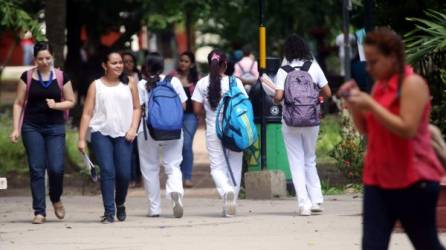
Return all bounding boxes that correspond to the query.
[283,34,313,62]
[33,41,53,57]
[178,51,199,84]
[207,49,227,110]
[144,52,164,91]
[101,49,129,84]
[364,27,405,88]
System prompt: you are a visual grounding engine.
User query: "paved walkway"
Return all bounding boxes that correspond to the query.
[1,189,445,250]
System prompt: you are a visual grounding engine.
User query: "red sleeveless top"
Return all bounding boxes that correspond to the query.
[363,66,445,188]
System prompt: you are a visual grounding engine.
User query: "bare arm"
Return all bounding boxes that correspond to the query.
[78,82,96,153]
[347,75,428,138]
[46,81,76,110]
[10,80,27,143]
[349,108,368,135]
[320,84,332,98]
[273,89,284,103]
[367,75,429,138]
[193,100,205,127]
[126,78,141,142]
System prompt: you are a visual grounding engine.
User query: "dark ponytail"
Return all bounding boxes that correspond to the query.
[207,49,227,110]
[144,52,164,91]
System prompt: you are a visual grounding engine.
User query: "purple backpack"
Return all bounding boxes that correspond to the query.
[282,61,320,127]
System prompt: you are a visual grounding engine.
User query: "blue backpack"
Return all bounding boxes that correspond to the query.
[146,76,184,141]
[216,76,258,152]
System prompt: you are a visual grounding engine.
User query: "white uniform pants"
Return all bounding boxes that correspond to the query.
[137,132,184,215]
[206,131,243,200]
[282,125,323,210]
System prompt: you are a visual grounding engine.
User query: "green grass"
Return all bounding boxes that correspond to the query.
[317,115,342,165]
[66,129,84,169]
[0,110,87,176]
[0,110,28,176]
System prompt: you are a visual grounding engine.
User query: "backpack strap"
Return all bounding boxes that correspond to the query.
[164,75,173,83]
[54,68,69,121]
[300,61,312,72]
[19,68,36,131]
[281,65,294,73]
[236,62,246,75]
[222,143,237,187]
[141,103,148,140]
[229,75,237,88]
[248,60,255,72]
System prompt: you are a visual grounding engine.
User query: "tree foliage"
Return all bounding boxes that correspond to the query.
[404,9,446,132]
[0,0,44,41]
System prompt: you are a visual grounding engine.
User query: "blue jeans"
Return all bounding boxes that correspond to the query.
[90,132,132,216]
[22,122,65,216]
[180,113,198,180]
[362,181,445,250]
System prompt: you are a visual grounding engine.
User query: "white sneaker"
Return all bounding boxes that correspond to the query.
[311,204,323,213]
[299,207,311,216]
[171,192,183,218]
[223,191,236,217]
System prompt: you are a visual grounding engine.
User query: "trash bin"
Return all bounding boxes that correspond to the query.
[244,57,292,183]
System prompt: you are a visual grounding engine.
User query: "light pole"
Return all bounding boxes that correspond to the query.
[342,0,352,81]
[259,0,267,170]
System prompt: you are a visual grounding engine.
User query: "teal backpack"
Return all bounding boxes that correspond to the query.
[216,76,258,185]
[216,76,258,152]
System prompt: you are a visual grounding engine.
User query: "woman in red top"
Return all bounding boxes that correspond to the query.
[339,27,445,250]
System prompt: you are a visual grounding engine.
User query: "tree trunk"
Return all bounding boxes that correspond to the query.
[45,0,66,68]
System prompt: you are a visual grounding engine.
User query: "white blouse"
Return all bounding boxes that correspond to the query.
[89,79,134,138]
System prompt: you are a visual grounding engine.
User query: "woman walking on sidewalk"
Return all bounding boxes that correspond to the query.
[10,41,75,224]
[122,51,142,188]
[170,51,200,188]
[338,27,445,250]
[192,50,247,217]
[137,52,188,218]
[78,50,141,223]
[273,34,332,216]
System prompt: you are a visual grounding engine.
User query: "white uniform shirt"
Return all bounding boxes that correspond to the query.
[275,59,328,90]
[191,75,247,133]
[137,75,188,134]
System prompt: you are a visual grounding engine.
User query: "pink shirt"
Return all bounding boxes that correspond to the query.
[234,57,259,79]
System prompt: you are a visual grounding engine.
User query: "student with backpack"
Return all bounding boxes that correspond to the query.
[192,50,256,217]
[169,51,200,188]
[273,34,332,216]
[78,50,141,223]
[10,41,76,224]
[122,51,142,188]
[137,52,188,218]
[233,45,259,92]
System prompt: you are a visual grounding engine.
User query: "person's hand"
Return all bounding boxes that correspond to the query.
[125,129,137,142]
[337,80,359,99]
[9,129,20,143]
[344,88,373,111]
[78,139,87,154]
[46,99,57,109]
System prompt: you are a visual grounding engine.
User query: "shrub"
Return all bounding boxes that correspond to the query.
[330,110,365,183]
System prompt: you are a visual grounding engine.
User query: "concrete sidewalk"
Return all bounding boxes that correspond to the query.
[1,190,445,250]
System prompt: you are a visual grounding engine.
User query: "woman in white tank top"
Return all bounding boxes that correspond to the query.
[78,51,141,223]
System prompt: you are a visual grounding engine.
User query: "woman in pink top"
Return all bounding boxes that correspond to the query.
[339,27,445,250]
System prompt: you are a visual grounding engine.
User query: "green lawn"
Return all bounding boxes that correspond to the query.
[1,110,343,178]
[317,115,342,166]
